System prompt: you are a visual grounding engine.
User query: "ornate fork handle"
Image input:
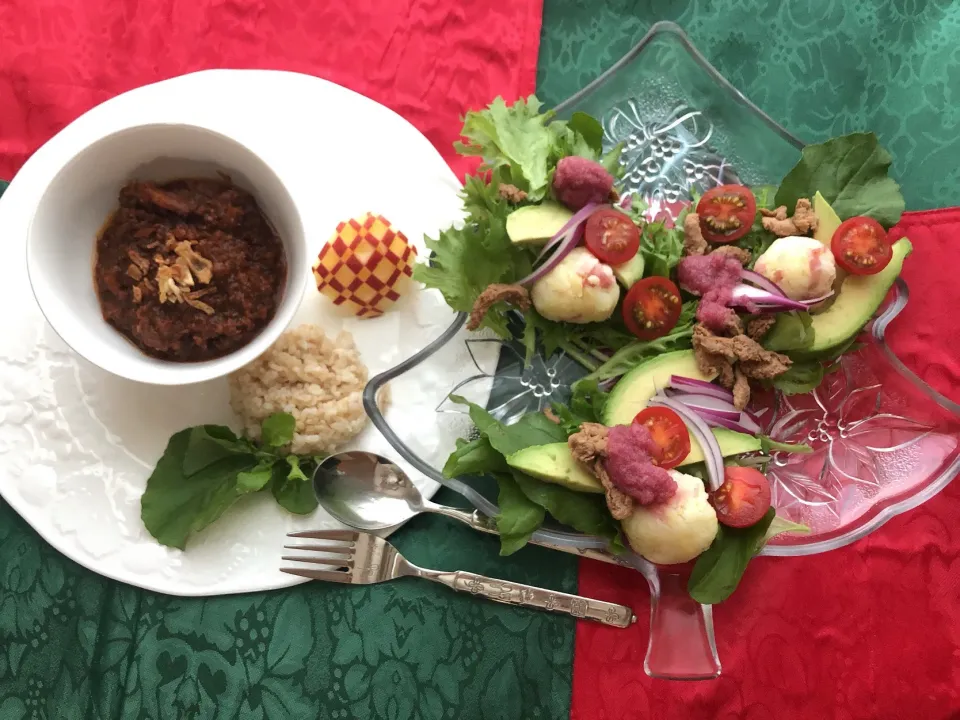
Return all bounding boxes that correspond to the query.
[418,569,634,628]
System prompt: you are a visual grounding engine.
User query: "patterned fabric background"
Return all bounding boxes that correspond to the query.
[3,0,960,717]
[538,0,960,209]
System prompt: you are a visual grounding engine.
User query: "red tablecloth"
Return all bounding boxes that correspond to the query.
[573,211,960,719]
[0,0,542,182]
[3,2,959,718]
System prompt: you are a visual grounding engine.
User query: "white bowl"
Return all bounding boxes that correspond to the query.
[26,123,307,385]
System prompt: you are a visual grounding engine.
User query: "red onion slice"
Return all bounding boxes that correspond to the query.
[518,224,584,286]
[731,283,809,311]
[669,375,735,401]
[741,268,785,297]
[619,194,633,210]
[799,290,835,305]
[670,392,741,420]
[670,397,762,436]
[534,201,601,263]
[650,393,724,492]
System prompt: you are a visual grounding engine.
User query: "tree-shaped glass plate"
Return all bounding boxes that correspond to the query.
[364,22,960,680]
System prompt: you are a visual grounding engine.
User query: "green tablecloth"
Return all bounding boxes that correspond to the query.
[3,2,960,718]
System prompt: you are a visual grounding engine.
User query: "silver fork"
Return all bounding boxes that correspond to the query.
[282,530,635,628]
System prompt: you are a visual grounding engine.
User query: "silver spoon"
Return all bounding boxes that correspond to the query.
[312,450,623,566]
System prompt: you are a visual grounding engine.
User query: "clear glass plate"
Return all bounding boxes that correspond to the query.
[365,21,960,679]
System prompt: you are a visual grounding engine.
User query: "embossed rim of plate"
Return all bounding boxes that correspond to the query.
[0,69,487,596]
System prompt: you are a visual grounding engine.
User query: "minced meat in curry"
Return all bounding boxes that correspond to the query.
[95,178,286,362]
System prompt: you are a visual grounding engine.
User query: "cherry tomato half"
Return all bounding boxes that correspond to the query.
[831,216,892,275]
[622,276,683,341]
[632,407,691,469]
[712,466,772,528]
[696,184,757,243]
[584,207,641,266]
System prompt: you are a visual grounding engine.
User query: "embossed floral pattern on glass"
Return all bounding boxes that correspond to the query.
[368,22,960,561]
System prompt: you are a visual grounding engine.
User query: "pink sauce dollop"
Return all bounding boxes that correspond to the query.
[605,424,677,506]
[678,253,755,333]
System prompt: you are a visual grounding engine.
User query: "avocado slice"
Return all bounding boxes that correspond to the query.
[601,350,761,462]
[812,191,842,247]
[679,427,761,466]
[507,430,761,491]
[603,350,715,427]
[505,202,574,245]
[805,237,912,354]
[612,251,645,288]
[506,444,603,493]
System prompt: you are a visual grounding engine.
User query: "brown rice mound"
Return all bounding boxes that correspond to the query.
[229,324,368,454]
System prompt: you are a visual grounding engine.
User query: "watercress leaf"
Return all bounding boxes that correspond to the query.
[547,403,583,437]
[759,436,814,454]
[640,221,684,278]
[442,437,509,478]
[567,112,604,155]
[775,132,905,228]
[512,471,620,540]
[236,460,277,494]
[581,311,696,383]
[521,311,538,367]
[600,143,626,179]
[494,472,545,556]
[261,413,296,448]
[569,378,609,425]
[688,508,775,604]
[760,514,811,546]
[271,462,318,515]
[141,429,258,550]
[751,184,778,210]
[181,425,248,476]
[763,312,815,352]
[286,455,310,482]
[770,360,825,395]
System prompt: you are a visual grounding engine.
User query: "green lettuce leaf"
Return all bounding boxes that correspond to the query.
[455,96,553,198]
[775,132,904,228]
[442,437,509,478]
[413,172,534,337]
[763,312,815,352]
[450,396,568,456]
[688,508,775,604]
[758,436,814,454]
[567,111,604,154]
[770,360,825,395]
[512,471,621,543]
[761,514,811,546]
[494,473,545,556]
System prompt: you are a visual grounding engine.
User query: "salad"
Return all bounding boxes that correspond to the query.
[416,97,909,604]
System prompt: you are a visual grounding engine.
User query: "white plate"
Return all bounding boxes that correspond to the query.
[0,70,496,596]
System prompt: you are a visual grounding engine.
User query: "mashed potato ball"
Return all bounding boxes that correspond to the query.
[621,470,719,565]
[531,247,619,323]
[754,235,836,301]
